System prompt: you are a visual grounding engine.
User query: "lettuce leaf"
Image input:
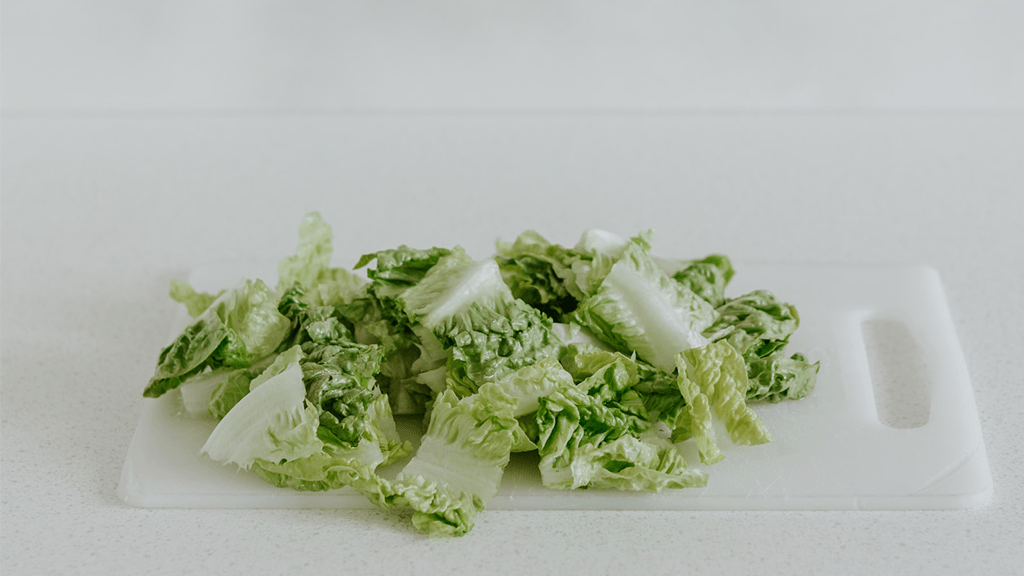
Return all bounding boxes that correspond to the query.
[573,239,717,372]
[277,211,333,293]
[300,320,387,448]
[703,290,800,363]
[145,278,291,398]
[671,254,735,308]
[393,384,519,536]
[356,244,453,323]
[200,361,323,469]
[169,280,223,318]
[495,230,581,320]
[675,341,773,458]
[532,351,704,491]
[399,249,563,398]
[746,352,820,403]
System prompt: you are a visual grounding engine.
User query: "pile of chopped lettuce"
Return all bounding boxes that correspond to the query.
[144,213,819,536]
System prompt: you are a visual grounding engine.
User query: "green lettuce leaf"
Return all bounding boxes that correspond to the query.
[535,394,702,491]
[208,370,253,419]
[440,298,561,398]
[393,384,519,536]
[532,352,703,491]
[671,254,735,308]
[573,239,717,372]
[545,433,707,492]
[277,211,333,293]
[145,278,292,398]
[169,280,224,318]
[703,290,800,363]
[746,352,820,403]
[201,345,307,420]
[567,229,634,298]
[675,340,773,453]
[251,443,396,507]
[356,244,453,323]
[494,230,581,320]
[300,320,387,448]
[399,249,563,398]
[201,361,323,469]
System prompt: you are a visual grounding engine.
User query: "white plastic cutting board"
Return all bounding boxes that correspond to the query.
[118,262,992,510]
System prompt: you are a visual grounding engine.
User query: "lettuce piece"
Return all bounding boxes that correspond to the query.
[349,309,432,415]
[304,268,367,309]
[200,362,323,469]
[393,385,519,536]
[356,244,453,323]
[179,367,243,416]
[208,371,253,419]
[746,352,820,403]
[491,355,574,418]
[249,378,410,498]
[198,346,305,421]
[487,355,576,452]
[674,355,723,464]
[440,298,561,398]
[399,249,510,330]
[169,280,224,318]
[252,395,409,502]
[544,433,707,492]
[573,239,717,373]
[676,341,773,452]
[533,353,702,491]
[144,278,291,398]
[300,323,387,448]
[251,442,396,506]
[250,345,305,390]
[671,254,735,308]
[495,230,581,320]
[399,249,563,397]
[179,350,278,418]
[703,290,800,363]
[568,229,633,298]
[277,212,333,293]
[276,212,367,309]
[535,391,700,491]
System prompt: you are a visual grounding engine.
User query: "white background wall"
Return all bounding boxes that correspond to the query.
[4,0,1024,112]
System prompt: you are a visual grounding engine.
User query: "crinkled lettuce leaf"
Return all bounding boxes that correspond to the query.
[300,320,387,448]
[534,351,703,491]
[145,278,291,398]
[398,249,563,398]
[573,238,717,372]
[674,341,773,464]
[495,230,581,320]
[356,244,453,323]
[703,289,800,363]
[671,254,735,308]
[746,352,820,403]
[393,384,519,536]
[201,361,323,469]
[169,280,224,318]
[277,211,333,293]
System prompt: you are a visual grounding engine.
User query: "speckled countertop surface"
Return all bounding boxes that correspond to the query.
[2,113,1023,575]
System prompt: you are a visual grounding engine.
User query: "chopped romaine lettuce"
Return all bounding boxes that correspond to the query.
[144,215,819,537]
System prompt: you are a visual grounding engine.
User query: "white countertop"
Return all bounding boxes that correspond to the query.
[2,112,1022,574]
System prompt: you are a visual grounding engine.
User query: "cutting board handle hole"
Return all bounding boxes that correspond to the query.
[862,318,932,429]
